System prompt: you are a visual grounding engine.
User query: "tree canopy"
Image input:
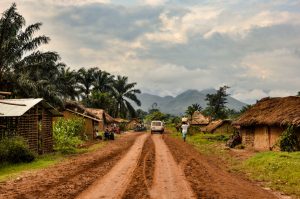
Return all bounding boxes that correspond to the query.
[0,3,141,118]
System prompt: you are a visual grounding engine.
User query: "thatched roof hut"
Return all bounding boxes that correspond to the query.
[204,120,234,134]
[233,96,300,151]
[234,96,300,127]
[62,101,116,138]
[190,111,210,126]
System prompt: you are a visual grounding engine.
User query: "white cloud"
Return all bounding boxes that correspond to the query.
[142,0,167,6]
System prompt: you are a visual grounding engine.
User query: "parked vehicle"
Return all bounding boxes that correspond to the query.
[150,121,164,134]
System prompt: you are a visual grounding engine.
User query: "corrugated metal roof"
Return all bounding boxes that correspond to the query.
[0,98,62,117]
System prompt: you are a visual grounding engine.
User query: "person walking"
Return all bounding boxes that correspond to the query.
[181,121,189,142]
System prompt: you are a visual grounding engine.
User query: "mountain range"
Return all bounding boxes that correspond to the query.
[134,89,247,115]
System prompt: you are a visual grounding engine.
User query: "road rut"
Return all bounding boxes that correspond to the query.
[150,134,196,199]
[76,133,149,199]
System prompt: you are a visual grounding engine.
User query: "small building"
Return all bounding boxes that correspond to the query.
[0,98,61,154]
[203,120,234,134]
[233,96,300,151]
[190,111,210,127]
[62,101,115,139]
[126,118,141,130]
[86,108,115,130]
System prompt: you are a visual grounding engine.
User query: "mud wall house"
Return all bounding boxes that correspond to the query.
[233,96,300,151]
[190,111,210,127]
[63,101,116,138]
[86,108,115,131]
[126,118,140,130]
[204,120,235,134]
[0,98,62,154]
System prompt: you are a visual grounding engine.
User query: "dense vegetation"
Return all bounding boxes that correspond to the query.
[0,137,35,164]
[0,3,141,118]
[53,118,85,153]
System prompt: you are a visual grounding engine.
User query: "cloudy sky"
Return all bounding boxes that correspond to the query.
[1,0,300,104]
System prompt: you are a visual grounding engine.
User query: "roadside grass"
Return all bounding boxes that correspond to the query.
[0,153,63,182]
[0,140,107,182]
[168,127,300,197]
[239,151,300,196]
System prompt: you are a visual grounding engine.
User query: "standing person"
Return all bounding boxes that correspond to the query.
[181,121,189,142]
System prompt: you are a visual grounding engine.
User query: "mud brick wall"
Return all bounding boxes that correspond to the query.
[17,107,39,153]
[241,127,254,147]
[42,109,53,153]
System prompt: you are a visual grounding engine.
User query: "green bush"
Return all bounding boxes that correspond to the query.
[53,118,85,153]
[279,126,300,152]
[202,134,230,141]
[0,137,35,164]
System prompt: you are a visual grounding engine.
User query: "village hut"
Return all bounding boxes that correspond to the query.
[62,101,101,139]
[190,111,210,127]
[0,98,62,154]
[86,108,115,130]
[114,118,129,124]
[204,120,234,134]
[126,118,141,130]
[233,96,300,151]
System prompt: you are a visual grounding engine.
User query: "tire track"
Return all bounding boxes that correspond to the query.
[76,133,150,199]
[150,134,196,199]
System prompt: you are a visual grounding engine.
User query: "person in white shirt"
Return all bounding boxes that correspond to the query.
[181,122,189,142]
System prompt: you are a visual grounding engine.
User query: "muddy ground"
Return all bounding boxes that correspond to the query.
[0,132,281,199]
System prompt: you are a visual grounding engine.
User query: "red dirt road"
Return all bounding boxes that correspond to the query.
[150,135,196,199]
[76,133,149,199]
[0,132,281,199]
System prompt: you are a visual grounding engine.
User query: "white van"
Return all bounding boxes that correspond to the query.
[150,121,164,134]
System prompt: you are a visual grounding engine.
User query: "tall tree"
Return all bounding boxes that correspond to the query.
[92,70,114,93]
[185,103,202,119]
[111,75,141,118]
[0,3,64,106]
[77,67,97,99]
[56,67,78,100]
[204,86,229,119]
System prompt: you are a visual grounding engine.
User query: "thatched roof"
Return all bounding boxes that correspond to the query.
[64,101,99,120]
[86,108,115,123]
[190,111,210,125]
[114,118,129,123]
[204,120,231,133]
[233,96,300,127]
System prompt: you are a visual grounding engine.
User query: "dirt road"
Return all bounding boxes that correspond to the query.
[150,135,196,199]
[76,133,149,199]
[0,132,280,199]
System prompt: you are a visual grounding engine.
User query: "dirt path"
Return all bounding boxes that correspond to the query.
[0,132,139,199]
[0,132,284,199]
[150,134,196,199]
[76,133,150,199]
[163,134,279,199]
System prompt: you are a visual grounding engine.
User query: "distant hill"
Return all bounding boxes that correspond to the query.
[134,89,247,115]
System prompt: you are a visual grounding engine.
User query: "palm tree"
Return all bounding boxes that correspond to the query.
[185,103,202,119]
[0,3,54,80]
[0,3,64,106]
[56,67,79,100]
[93,70,114,93]
[77,67,97,99]
[111,75,141,118]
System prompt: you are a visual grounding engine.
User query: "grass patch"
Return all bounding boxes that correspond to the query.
[0,140,107,182]
[240,151,300,196]
[0,153,63,182]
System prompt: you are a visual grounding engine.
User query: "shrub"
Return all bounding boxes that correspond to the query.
[279,125,300,152]
[0,136,35,164]
[53,118,85,153]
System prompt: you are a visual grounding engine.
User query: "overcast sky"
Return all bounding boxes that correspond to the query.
[1,0,300,104]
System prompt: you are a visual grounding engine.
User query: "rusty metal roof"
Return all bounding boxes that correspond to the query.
[0,98,62,117]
